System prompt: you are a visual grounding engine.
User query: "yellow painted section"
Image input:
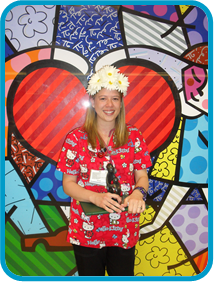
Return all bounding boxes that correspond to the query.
[140,205,156,227]
[151,118,183,181]
[134,226,196,276]
[179,5,191,14]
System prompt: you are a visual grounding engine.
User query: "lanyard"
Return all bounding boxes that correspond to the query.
[97,129,115,164]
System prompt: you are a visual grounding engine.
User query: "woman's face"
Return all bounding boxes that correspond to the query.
[91,88,122,125]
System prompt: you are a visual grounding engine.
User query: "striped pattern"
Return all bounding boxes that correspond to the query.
[140,186,188,234]
[121,65,176,153]
[13,67,88,162]
[122,12,187,55]
[38,205,67,232]
[5,222,76,276]
[194,251,208,272]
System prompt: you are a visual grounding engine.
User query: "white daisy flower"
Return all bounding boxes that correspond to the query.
[101,65,119,81]
[89,72,102,87]
[87,84,97,96]
[102,78,117,91]
[87,72,102,94]
[117,73,129,94]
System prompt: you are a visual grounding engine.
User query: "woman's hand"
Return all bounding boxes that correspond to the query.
[63,174,125,213]
[122,189,146,214]
[122,168,149,214]
[90,192,125,214]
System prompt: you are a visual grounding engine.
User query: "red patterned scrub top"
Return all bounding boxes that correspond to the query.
[56,124,152,249]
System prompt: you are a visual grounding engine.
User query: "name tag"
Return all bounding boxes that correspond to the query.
[89,169,107,186]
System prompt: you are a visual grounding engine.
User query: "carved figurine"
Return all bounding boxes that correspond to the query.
[106,163,121,196]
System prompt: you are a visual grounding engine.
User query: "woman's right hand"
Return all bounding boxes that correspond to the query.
[90,192,125,213]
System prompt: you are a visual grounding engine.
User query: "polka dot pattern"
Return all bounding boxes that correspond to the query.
[123,5,177,21]
[179,115,208,184]
[184,7,208,45]
[170,204,208,255]
[31,163,70,202]
[153,5,168,17]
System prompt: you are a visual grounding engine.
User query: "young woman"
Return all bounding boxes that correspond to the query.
[57,65,152,276]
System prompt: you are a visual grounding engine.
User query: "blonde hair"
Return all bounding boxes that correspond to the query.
[83,92,129,149]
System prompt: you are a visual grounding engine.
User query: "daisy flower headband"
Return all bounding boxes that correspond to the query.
[87,65,129,96]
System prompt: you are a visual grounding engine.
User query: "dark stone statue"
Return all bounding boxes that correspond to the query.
[106,163,121,196]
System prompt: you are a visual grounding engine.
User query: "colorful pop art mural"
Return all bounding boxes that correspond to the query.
[4,3,210,278]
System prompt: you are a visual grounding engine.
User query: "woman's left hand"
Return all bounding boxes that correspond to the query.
[121,189,146,214]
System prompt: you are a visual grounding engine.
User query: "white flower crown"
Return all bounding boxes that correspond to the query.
[87,65,129,96]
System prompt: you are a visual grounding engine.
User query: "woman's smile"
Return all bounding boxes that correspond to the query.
[90,88,122,125]
[103,110,115,115]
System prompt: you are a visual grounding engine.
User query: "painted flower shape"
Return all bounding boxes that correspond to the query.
[139,206,155,225]
[152,161,170,178]
[146,246,170,268]
[176,248,188,263]
[138,234,155,246]
[18,6,47,38]
[168,147,178,165]
[160,226,177,244]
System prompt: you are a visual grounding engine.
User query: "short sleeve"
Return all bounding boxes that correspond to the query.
[133,130,152,170]
[56,130,80,175]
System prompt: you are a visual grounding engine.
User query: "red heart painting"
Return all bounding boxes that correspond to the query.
[13,67,88,162]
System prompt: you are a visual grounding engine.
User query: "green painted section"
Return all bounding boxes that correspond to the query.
[5,222,76,276]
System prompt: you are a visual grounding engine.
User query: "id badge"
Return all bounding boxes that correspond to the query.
[89,169,107,186]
